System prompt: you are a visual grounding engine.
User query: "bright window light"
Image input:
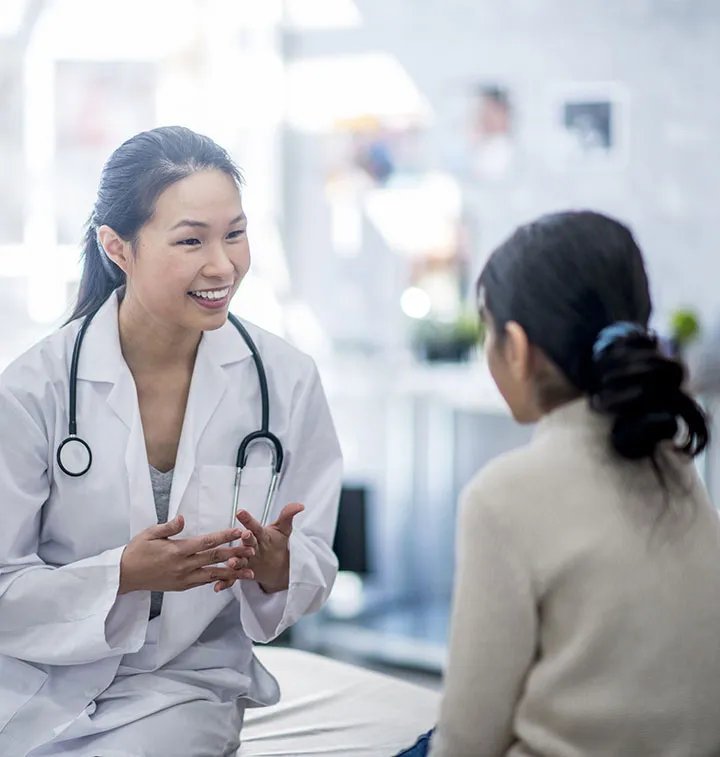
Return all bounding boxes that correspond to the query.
[28,275,68,324]
[38,0,198,59]
[234,0,283,25]
[401,287,431,320]
[286,52,432,132]
[0,0,26,37]
[284,0,362,30]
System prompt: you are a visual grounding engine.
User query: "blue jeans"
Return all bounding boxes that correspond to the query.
[394,729,434,756]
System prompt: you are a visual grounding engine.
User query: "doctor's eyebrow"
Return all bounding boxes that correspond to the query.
[170,214,246,231]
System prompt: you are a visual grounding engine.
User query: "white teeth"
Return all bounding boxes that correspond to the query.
[189,287,230,301]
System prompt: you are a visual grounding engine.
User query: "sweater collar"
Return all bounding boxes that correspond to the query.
[532,397,610,442]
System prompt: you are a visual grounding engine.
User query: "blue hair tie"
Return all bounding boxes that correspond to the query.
[592,321,644,360]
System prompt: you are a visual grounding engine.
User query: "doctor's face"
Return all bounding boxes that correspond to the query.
[125,169,249,332]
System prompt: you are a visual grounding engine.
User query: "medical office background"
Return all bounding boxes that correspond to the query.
[2,0,720,678]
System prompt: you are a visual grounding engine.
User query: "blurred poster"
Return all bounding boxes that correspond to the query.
[54,61,156,244]
[326,115,423,188]
[470,85,514,180]
[0,61,23,243]
[562,100,613,154]
[551,84,628,168]
[324,115,424,256]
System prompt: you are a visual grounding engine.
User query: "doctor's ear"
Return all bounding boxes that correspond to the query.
[97,226,133,275]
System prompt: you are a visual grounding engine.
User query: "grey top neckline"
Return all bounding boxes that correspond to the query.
[149,465,174,477]
[149,464,174,620]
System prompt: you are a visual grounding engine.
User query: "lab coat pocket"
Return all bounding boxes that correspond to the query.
[198,465,274,536]
[0,655,47,732]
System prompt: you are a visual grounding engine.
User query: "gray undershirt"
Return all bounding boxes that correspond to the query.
[149,465,173,619]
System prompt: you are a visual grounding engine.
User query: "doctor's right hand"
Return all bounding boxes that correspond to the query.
[118,515,256,595]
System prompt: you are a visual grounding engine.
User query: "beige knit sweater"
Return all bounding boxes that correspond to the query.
[430,399,720,757]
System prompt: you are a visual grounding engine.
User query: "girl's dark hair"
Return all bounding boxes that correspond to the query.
[68,126,243,322]
[478,210,708,465]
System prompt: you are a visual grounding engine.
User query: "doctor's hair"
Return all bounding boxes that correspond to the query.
[68,125,243,323]
[478,210,708,471]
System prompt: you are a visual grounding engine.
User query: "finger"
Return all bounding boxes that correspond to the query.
[235,510,265,540]
[191,545,255,569]
[186,565,247,588]
[179,528,245,556]
[147,515,185,540]
[227,557,249,570]
[240,530,258,550]
[214,569,255,592]
[272,502,305,538]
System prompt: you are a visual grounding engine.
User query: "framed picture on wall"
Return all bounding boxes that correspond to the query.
[549,82,629,169]
[54,60,157,245]
[563,100,612,151]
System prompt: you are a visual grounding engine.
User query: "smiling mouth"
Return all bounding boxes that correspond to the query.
[188,286,231,301]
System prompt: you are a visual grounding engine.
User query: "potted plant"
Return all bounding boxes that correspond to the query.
[668,308,701,359]
[411,310,484,363]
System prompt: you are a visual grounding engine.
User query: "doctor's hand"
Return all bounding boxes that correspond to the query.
[212,503,305,594]
[118,516,256,595]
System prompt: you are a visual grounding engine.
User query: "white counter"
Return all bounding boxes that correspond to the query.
[320,355,509,415]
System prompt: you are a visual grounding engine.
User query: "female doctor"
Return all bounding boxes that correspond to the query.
[0,126,343,757]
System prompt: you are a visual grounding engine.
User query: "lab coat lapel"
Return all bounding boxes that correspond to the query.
[75,292,157,534]
[167,319,253,520]
[76,292,134,430]
[105,364,136,431]
[113,358,158,537]
[167,334,229,521]
[125,393,158,536]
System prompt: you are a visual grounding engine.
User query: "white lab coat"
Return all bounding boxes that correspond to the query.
[0,292,343,757]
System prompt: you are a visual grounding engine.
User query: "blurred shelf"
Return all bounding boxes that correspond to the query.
[293,597,450,674]
[322,355,509,415]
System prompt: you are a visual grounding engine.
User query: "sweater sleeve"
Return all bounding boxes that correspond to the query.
[430,486,537,757]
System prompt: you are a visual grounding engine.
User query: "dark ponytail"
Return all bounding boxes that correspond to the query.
[590,328,708,462]
[478,210,709,472]
[67,125,243,323]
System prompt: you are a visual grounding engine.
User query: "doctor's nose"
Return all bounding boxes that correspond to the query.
[202,242,236,279]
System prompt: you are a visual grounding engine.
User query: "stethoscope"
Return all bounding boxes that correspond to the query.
[56,310,284,528]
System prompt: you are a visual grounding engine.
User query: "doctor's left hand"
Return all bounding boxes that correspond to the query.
[214,503,305,595]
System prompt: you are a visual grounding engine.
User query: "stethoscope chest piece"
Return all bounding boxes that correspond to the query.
[57,435,93,477]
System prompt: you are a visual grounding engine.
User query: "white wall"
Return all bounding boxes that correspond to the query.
[283,0,720,349]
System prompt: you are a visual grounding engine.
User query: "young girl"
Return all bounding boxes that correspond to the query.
[405,210,720,756]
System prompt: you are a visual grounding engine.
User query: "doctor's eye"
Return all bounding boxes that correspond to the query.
[226,229,246,241]
[176,237,202,247]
